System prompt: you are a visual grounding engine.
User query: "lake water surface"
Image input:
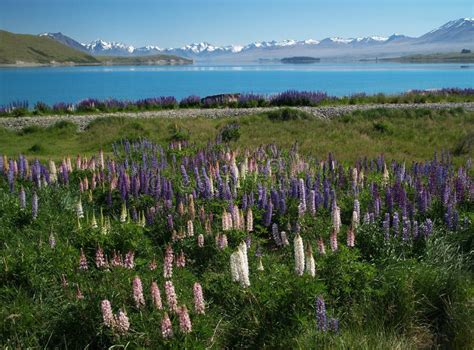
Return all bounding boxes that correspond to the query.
[0,63,472,106]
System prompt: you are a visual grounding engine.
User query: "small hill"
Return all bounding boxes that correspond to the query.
[0,30,99,64]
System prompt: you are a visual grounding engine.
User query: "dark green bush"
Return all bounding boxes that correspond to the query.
[267,107,312,121]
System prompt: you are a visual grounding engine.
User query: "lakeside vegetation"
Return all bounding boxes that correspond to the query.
[1,89,473,117]
[1,106,472,347]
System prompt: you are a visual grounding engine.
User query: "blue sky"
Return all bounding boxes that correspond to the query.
[1,0,472,47]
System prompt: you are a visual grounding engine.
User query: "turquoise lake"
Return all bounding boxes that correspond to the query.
[0,63,472,105]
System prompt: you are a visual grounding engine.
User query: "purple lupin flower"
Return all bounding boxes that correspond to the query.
[32,192,38,219]
[392,212,399,236]
[19,187,26,209]
[383,213,390,240]
[315,296,327,332]
[329,318,339,333]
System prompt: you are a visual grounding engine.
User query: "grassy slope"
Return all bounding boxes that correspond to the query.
[383,52,474,63]
[0,30,99,64]
[0,108,472,164]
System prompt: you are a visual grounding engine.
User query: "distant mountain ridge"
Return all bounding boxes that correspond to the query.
[40,18,474,61]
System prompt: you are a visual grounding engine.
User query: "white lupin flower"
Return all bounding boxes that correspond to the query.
[91,212,98,229]
[305,247,316,277]
[257,256,264,271]
[294,233,305,276]
[120,203,127,223]
[187,220,194,237]
[76,199,84,219]
[332,203,341,234]
[237,242,250,288]
[281,231,290,246]
[230,252,240,282]
[246,208,253,232]
[382,163,390,186]
[352,210,359,228]
[49,160,57,183]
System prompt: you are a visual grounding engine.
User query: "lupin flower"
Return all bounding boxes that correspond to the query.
[257,256,264,271]
[151,281,163,310]
[76,285,84,300]
[383,213,391,240]
[272,223,282,246]
[193,282,205,315]
[218,233,228,249]
[76,198,84,219]
[94,246,106,268]
[32,192,38,219]
[132,276,145,308]
[101,300,115,328]
[317,237,326,255]
[331,201,341,234]
[305,244,316,277]
[330,229,338,252]
[280,231,290,246]
[149,257,157,270]
[329,318,339,333]
[347,226,355,247]
[120,202,127,222]
[230,251,240,282]
[61,274,68,288]
[79,248,88,270]
[161,312,173,339]
[124,251,135,269]
[165,280,178,312]
[316,296,327,332]
[19,187,26,209]
[164,245,174,278]
[91,212,98,229]
[197,234,204,247]
[246,208,253,232]
[178,305,192,333]
[187,220,194,237]
[114,309,130,335]
[294,233,305,276]
[176,250,186,268]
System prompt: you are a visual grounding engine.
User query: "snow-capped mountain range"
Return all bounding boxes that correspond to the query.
[40,18,474,61]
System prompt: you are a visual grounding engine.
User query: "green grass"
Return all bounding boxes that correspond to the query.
[1,108,472,165]
[0,30,99,64]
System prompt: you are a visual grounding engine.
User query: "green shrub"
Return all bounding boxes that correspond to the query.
[267,108,311,121]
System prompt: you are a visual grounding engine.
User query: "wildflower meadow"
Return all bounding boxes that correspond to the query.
[0,138,472,348]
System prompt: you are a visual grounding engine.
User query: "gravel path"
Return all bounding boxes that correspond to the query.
[1,102,472,131]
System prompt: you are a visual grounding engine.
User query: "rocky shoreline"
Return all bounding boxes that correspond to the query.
[0,102,472,131]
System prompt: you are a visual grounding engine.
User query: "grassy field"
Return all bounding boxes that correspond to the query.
[0,105,473,348]
[1,107,472,164]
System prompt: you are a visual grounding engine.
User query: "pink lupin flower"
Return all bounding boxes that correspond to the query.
[178,305,192,334]
[124,251,135,269]
[95,246,106,268]
[347,225,355,248]
[165,280,178,312]
[163,245,174,279]
[110,250,122,268]
[101,300,115,328]
[317,237,326,255]
[193,282,205,315]
[197,234,204,247]
[176,250,186,268]
[79,248,88,270]
[132,276,145,308]
[161,312,173,339]
[151,281,163,310]
[114,309,130,335]
[330,229,338,252]
[61,274,68,288]
[149,257,157,271]
[76,285,84,300]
